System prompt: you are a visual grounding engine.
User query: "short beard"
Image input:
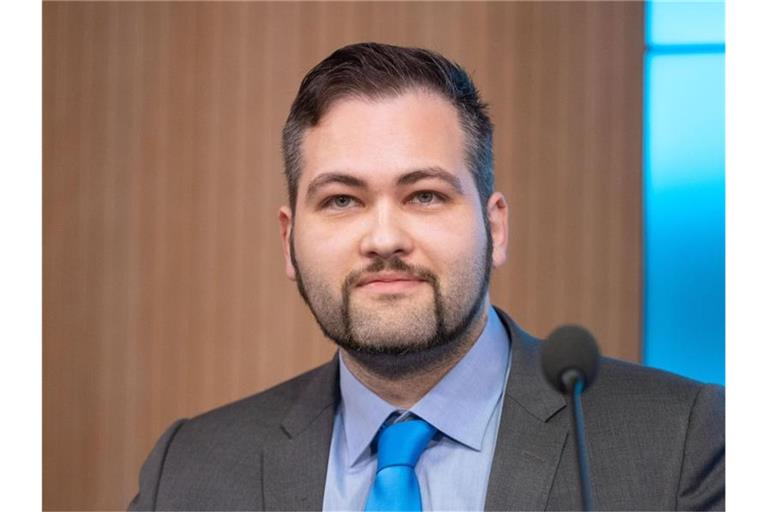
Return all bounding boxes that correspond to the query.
[290,218,493,378]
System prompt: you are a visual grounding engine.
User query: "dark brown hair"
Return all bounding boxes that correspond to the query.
[281,42,494,210]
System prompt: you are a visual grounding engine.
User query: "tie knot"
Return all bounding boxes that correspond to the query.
[375,419,436,471]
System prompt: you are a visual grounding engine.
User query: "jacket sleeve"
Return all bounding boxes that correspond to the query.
[676,384,725,511]
[128,419,187,511]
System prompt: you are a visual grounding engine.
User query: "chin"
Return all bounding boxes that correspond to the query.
[351,315,437,347]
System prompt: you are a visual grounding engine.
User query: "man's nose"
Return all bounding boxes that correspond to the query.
[359,203,414,259]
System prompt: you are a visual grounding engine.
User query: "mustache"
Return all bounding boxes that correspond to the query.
[343,257,438,291]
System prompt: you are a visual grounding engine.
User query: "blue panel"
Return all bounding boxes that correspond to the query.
[643,52,724,385]
[647,0,725,46]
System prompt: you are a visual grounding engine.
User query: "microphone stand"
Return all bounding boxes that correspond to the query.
[562,369,594,511]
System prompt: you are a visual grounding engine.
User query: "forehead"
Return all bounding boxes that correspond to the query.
[299,90,468,189]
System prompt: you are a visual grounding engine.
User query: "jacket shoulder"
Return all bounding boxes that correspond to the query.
[172,358,339,454]
[583,357,724,510]
[594,354,724,407]
[192,360,336,430]
[129,359,339,511]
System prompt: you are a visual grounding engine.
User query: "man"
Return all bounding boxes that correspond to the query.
[129,43,724,511]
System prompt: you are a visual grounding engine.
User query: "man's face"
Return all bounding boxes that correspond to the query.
[279,89,507,358]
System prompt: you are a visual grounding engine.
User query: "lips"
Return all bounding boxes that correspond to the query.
[355,273,427,294]
[356,273,425,287]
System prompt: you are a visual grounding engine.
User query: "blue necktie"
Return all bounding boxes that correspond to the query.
[364,418,436,512]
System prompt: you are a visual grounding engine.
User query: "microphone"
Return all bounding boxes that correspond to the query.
[541,325,601,511]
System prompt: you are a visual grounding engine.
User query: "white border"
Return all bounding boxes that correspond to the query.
[726,0,768,508]
[0,1,42,510]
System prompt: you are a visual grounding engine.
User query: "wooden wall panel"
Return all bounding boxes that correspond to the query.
[43,2,644,509]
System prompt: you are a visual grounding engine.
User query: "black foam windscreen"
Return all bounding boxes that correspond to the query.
[541,325,600,393]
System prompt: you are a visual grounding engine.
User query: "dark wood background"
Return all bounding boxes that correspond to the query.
[43,2,644,509]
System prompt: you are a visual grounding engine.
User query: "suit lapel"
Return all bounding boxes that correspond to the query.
[262,357,340,511]
[260,310,566,511]
[485,309,568,511]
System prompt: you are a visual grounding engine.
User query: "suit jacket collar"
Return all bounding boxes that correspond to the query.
[484,308,568,511]
[262,308,567,511]
[495,308,566,422]
[262,355,339,511]
[281,354,340,438]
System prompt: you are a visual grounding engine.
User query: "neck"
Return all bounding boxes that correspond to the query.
[341,301,490,409]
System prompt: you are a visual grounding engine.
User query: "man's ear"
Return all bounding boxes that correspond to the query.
[486,191,509,268]
[278,206,297,281]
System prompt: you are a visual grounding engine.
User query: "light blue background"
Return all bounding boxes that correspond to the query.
[643,0,725,385]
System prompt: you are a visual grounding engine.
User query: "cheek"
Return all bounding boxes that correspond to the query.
[414,216,486,263]
[294,225,357,274]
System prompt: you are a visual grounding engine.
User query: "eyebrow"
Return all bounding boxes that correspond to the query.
[304,166,465,202]
[305,173,367,202]
[396,167,464,194]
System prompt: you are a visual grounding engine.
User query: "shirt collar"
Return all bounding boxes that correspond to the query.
[338,353,399,467]
[337,308,510,467]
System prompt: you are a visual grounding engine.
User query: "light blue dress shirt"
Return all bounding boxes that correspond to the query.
[322,308,511,511]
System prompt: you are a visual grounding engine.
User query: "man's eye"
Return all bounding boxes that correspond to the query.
[410,191,442,205]
[325,195,356,209]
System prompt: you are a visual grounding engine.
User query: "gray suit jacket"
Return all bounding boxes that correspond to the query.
[129,309,724,511]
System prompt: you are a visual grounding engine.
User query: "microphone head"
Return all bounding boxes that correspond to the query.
[541,325,600,393]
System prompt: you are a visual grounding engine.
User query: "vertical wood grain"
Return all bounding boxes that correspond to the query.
[43,2,644,509]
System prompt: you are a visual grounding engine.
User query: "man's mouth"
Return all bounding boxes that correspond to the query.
[356,273,426,293]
